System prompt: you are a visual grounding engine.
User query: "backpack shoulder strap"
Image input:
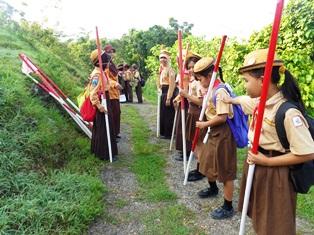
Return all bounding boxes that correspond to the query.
[212,83,227,105]
[275,101,299,149]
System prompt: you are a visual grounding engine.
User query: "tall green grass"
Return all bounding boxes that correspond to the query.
[0,15,105,234]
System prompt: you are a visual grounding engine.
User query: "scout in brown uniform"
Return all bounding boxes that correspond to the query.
[104,44,122,139]
[89,49,118,161]
[123,64,133,102]
[132,64,143,103]
[180,53,205,181]
[158,50,176,139]
[174,52,201,163]
[224,49,314,234]
[193,57,237,219]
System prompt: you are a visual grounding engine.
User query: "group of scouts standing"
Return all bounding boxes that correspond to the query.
[157,48,314,234]
[118,63,143,103]
[87,44,143,162]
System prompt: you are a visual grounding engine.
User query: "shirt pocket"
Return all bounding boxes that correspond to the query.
[261,116,279,143]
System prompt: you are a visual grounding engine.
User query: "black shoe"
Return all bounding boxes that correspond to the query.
[211,206,234,220]
[116,135,121,138]
[188,171,204,181]
[112,156,118,162]
[197,187,218,198]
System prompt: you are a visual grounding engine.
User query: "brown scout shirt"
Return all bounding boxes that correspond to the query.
[238,92,314,154]
[105,68,120,100]
[159,66,176,100]
[89,67,110,110]
[205,88,234,121]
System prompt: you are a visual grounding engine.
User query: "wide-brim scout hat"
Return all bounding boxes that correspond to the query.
[90,49,111,66]
[185,52,201,67]
[239,48,283,74]
[159,50,171,59]
[193,57,215,73]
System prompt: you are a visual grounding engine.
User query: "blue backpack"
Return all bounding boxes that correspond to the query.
[212,84,249,148]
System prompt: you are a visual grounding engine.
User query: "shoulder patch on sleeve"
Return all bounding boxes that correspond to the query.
[91,76,99,87]
[292,116,303,127]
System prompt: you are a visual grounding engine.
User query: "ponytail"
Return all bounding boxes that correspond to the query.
[281,69,305,113]
[218,67,225,83]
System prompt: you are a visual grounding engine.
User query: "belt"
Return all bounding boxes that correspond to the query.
[258,147,286,157]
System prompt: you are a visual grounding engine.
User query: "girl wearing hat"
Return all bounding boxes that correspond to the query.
[172,50,192,161]
[225,48,314,234]
[158,50,176,139]
[176,53,205,181]
[89,49,118,161]
[193,57,237,219]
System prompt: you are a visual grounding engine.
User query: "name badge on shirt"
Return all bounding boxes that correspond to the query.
[292,116,303,127]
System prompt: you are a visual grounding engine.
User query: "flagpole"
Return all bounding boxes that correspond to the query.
[178,30,188,174]
[20,60,92,138]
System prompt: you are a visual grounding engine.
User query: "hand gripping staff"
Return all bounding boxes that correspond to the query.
[178,30,188,174]
[19,53,92,139]
[95,26,113,163]
[239,0,284,234]
[183,35,227,185]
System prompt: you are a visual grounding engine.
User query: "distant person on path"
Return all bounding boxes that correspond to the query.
[157,50,176,139]
[123,64,133,102]
[132,64,143,103]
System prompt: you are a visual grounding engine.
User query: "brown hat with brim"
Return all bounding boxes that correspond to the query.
[185,52,201,63]
[239,48,283,74]
[193,57,215,73]
[159,50,171,59]
[90,49,99,64]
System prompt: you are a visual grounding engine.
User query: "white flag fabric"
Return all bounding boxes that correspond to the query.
[21,61,33,75]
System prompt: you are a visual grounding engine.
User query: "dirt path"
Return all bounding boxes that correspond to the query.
[88,122,149,235]
[89,100,314,235]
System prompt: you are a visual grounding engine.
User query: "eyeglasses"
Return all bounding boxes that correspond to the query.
[159,56,167,60]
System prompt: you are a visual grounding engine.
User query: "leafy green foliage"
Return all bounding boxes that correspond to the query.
[247,0,314,114]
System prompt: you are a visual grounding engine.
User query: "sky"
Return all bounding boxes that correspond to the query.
[3,0,290,40]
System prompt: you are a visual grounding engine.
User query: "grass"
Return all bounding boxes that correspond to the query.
[0,20,106,234]
[122,106,176,202]
[142,205,204,235]
[121,105,205,234]
[142,77,157,105]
